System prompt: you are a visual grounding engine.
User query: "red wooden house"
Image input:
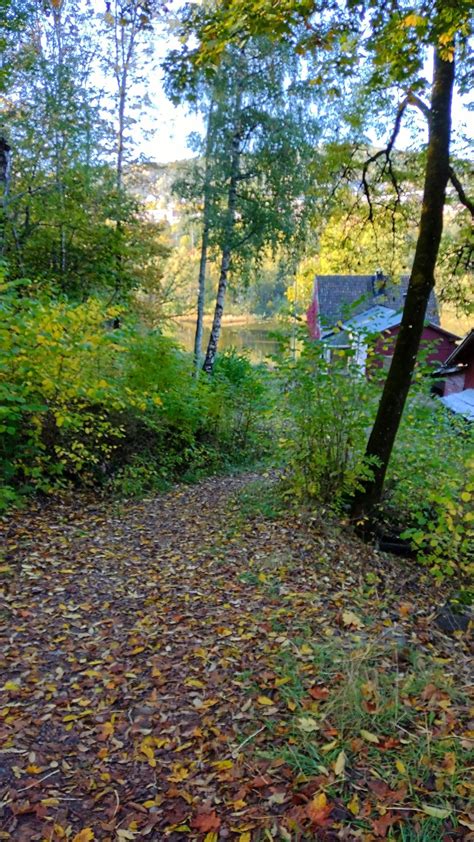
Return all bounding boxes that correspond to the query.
[306,272,458,374]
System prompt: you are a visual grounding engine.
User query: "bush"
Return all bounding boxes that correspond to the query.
[276,333,378,509]
[385,396,474,584]
[0,275,272,508]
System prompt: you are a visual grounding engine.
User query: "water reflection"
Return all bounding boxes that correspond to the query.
[166,320,281,363]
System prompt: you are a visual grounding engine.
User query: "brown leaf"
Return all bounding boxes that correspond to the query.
[191,811,221,832]
[371,813,400,837]
[306,792,333,827]
[308,685,329,700]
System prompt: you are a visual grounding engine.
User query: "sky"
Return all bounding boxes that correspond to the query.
[132,24,473,165]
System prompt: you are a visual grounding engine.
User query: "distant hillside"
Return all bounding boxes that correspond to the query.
[125,160,194,226]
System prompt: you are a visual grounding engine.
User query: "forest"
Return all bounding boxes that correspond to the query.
[0,0,473,840]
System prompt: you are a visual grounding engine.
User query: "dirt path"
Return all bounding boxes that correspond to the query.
[0,476,471,841]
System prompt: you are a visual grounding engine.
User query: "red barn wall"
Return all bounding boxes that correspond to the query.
[374,325,458,366]
[464,360,474,389]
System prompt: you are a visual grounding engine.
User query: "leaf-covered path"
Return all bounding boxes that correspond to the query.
[0,476,472,841]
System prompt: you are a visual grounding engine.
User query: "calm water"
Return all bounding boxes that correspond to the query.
[167,320,281,363]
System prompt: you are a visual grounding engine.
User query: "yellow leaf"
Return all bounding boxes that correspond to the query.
[72,830,94,842]
[334,750,346,776]
[402,13,426,27]
[257,696,274,706]
[185,678,205,688]
[297,716,319,732]
[321,739,338,753]
[421,803,451,819]
[348,793,359,815]
[3,681,20,692]
[299,643,312,655]
[442,752,456,775]
[204,834,218,842]
[212,759,233,770]
[360,729,380,744]
[239,834,252,842]
[139,741,156,767]
[100,721,114,739]
[342,610,364,630]
[396,759,407,775]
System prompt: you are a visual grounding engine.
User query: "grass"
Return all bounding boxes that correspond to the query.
[252,638,472,839]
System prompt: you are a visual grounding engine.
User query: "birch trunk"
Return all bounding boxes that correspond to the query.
[202,91,242,375]
[194,101,215,371]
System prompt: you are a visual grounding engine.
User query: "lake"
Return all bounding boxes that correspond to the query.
[166,319,283,363]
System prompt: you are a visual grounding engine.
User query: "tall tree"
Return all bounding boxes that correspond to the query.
[166,31,329,373]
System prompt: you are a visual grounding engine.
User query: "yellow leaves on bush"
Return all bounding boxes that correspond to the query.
[401,13,426,27]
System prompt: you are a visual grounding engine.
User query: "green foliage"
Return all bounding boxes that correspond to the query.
[203,349,274,467]
[277,332,378,508]
[386,398,474,584]
[0,277,271,508]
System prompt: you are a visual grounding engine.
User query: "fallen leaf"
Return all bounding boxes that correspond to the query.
[372,813,399,837]
[297,716,319,732]
[306,791,333,827]
[72,830,94,842]
[334,749,346,776]
[360,729,380,744]
[421,803,451,819]
[342,610,364,629]
[191,811,221,832]
[308,685,329,700]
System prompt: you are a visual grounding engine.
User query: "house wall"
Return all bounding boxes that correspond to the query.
[444,372,466,395]
[464,361,474,389]
[374,325,458,366]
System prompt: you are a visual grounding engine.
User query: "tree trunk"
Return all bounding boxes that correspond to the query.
[351,48,455,521]
[194,215,210,369]
[202,91,242,375]
[0,137,12,255]
[194,100,215,371]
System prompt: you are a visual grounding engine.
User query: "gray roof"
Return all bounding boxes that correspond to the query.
[325,305,402,347]
[342,305,402,334]
[440,388,474,420]
[316,274,439,332]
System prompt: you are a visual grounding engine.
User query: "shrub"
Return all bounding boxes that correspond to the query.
[276,334,378,509]
[0,276,273,507]
[386,396,474,584]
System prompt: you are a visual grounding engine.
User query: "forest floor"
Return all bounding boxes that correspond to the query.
[0,474,472,842]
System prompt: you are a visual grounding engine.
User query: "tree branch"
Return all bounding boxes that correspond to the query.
[407,91,431,120]
[360,98,408,221]
[448,166,474,216]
